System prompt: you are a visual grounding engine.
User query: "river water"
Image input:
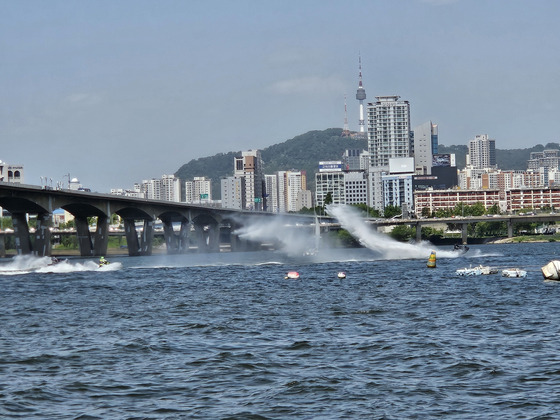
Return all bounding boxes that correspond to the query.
[1,240,560,419]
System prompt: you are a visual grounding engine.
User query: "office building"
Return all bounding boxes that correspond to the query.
[315,161,345,207]
[342,149,365,171]
[413,121,438,174]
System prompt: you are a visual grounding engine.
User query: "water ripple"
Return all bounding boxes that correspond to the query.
[1,244,560,418]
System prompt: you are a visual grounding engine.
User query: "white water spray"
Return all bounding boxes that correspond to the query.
[0,255,122,275]
[326,204,460,260]
[233,216,318,257]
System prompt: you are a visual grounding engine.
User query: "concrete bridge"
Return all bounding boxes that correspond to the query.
[0,182,555,256]
[0,182,297,257]
[366,214,560,244]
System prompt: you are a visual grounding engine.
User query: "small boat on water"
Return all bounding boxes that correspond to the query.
[541,260,560,280]
[502,268,527,278]
[456,266,481,276]
[337,272,346,279]
[453,244,470,254]
[285,271,300,279]
[456,265,498,276]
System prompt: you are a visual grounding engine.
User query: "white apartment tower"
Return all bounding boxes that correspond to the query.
[185,176,212,204]
[140,175,181,202]
[468,134,496,169]
[285,170,307,212]
[160,175,181,202]
[142,179,161,200]
[367,96,411,168]
[273,170,308,213]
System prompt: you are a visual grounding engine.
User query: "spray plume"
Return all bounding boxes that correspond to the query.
[233,215,320,256]
[326,204,459,260]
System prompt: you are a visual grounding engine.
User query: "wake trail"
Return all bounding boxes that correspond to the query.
[0,255,122,275]
[327,204,461,260]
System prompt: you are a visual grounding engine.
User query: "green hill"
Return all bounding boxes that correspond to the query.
[175,128,367,198]
[175,128,558,199]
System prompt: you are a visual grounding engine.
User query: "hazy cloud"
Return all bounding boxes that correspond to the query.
[267,76,345,95]
[64,93,103,106]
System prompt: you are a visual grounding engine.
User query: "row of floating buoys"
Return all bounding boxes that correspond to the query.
[284,271,347,279]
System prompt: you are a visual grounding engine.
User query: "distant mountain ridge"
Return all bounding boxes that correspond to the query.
[175,128,559,199]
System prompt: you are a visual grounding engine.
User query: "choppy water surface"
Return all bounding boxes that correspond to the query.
[1,243,560,419]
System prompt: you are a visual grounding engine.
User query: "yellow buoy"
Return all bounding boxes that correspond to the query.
[427,251,436,268]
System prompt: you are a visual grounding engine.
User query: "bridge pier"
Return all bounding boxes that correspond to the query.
[34,212,52,256]
[75,215,109,257]
[12,212,32,255]
[179,220,191,252]
[194,224,220,252]
[124,219,153,256]
[461,223,468,245]
[415,223,422,242]
[507,221,514,238]
[162,219,191,254]
[163,220,178,253]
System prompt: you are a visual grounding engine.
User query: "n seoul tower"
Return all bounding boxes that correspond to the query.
[355,55,367,137]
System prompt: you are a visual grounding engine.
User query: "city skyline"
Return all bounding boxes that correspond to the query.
[2,0,559,192]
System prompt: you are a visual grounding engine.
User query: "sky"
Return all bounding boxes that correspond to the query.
[1,0,559,192]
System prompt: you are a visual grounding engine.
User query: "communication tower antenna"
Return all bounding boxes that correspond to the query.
[342,94,350,137]
[356,54,367,136]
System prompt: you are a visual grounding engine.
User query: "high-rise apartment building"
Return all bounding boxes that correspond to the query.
[468,134,496,169]
[264,174,279,212]
[142,178,161,200]
[367,96,411,168]
[527,150,560,171]
[285,171,307,212]
[161,175,181,202]
[138,175,181,202]
[234,150,264,211]
[221,176,246,210]
[273,170,308,213]
[185,176,212,204]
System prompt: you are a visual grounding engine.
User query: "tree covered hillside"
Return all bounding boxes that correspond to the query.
[175,128,367,198]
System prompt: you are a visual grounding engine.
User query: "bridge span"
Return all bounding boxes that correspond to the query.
[0,183,313,257]
[365,213,560,244]
[0,183,556,257]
